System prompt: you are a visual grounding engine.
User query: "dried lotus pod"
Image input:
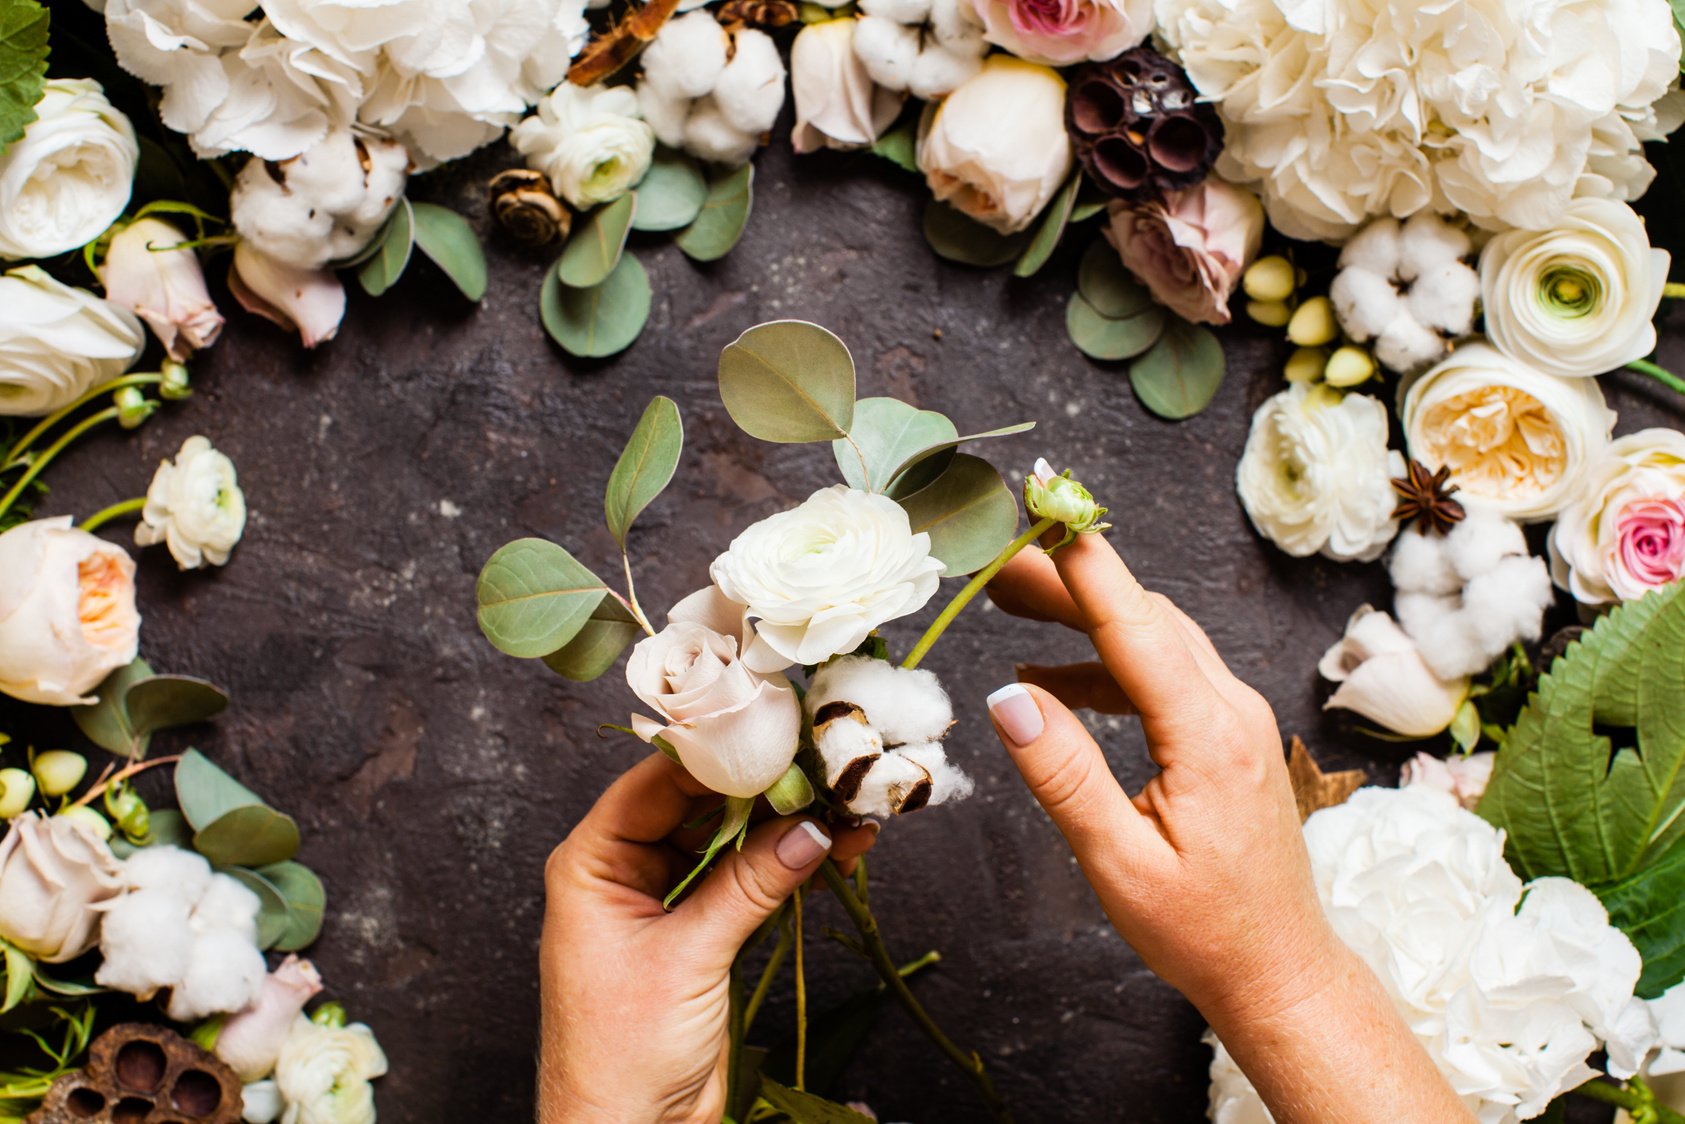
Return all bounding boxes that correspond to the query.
[1065,46,1224,202]
[28,1023,243,1124]
[488,169,571,246]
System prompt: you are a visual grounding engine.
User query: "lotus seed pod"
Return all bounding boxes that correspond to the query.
[1243,255,1296,303]
[1287,296,1338,347]
[33,750,87,797]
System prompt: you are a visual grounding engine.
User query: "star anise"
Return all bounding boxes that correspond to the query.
[1391,459,1466,535]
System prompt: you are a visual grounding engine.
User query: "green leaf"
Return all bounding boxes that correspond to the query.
[559,194,636,288]
[542,594,641,682]
[605,395,684,548]
[1600,845,1685,999]
[832,397,957,493]
[1066,291,1167,361]
[1077,240,1153,319]
[870,120,918,173]
[718,320,856,443]
[676,162,753,262]
[883,421,1037,497]
[72,659,154,755]
[631,149,708,232]
[922,200,1030,268]
[124,676,228,745]
[194,806,301,868]
[899,454,1019,576]
[260,861,326,952]
[144,809,191,850]
[410,202,488,301]
[0,0,48,155]
[665,796,754,908]
[356,198,414,297]
[174,749,265,832]
[1128,320,1226,420]
[223,866,291,949]
[0,940,31,1014]
[757,1078,875,1123]
[1014,173,1082,278]
[476,538,609,659]
[540,252,652,359]
[31,962,102,998]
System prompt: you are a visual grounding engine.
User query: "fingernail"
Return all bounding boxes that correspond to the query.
[776,820,831,870]
[988,683,1044,746]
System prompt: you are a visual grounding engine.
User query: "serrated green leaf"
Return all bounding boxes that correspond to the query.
[1128,320,1226,419]
[194,806,300,868]
[1014,172,1082,278]
[1067,291,1166,362]
[1077,240,1153,319]
[410,202,488,301]
[718,320,856,443]
[72,659,153,755]
[356,198,414,297]
[899,454,1018,576]
[541,252,652,359]
[832,397,957,493]
[542,594,641,682]
[870,119,918,173]
[632,149,708,232]
[476,538,608,658]
[223,866,291,949]
[559,193,635,287]
[922,200,1030,268]
[1600,845,1685,999]
[174,749,265,833]
[758,1078,875,1123]
[676,162,753,262]
[0,0,48,155]
[884,421,1037,496]
[606,395,683,547]
[260,861,326,952]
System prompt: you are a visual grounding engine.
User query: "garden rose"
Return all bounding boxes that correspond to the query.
[136,436,248,570]
[1549,428,1685,604]
[627,586,803,798]
[0,813,124,963]
[0,79,137,260]
[98,217,224,360]
[1401,343,1615,522]
[791,20,904,154]
[0,518,140,707]
[1481,199,1669,379]
[1318,607,1468,738]
[972,0,1151,65]
[228,242,346,350]
[274,1015,387,1124]
[710,485,945,670]
[917,56,1072,235]
[0,266,144,417]
[1105,178,1263,325]
[511,84,654,209]
[218,956,324,1082]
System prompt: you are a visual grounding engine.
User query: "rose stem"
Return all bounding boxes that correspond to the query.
[2,373,162,470]
[0,407,122,524]
[80,497,147,535]
[818,860,1014,1123]
[902,518,1058,671]
[1665,282,1685,300]
[793,884,808,1091]
[620,552,657,637]
[1627,358,1685,396]
[1574,1077,1685,1123]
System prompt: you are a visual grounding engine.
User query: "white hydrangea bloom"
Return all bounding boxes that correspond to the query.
[1330,214,1479,375]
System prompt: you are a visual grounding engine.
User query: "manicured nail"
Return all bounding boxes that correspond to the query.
[987,684,1044,746]
[776,820,831,870]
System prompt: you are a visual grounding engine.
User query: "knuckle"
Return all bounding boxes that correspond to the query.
[726,854,788,915]
[543,839,575,891]
[1034,747,1105,825]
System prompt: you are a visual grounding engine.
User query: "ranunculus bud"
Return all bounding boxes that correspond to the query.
[32,750,87,798]
[228,242,346,350]
[1024,458,1111,548]
[0,812,123,962]
[159,359,192,400]
[135,436,247,570]
[217,955,325,1082]
[98,217,224,361]
[114,385,155,429]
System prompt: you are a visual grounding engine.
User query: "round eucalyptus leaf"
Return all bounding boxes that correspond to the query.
[476,538,608,658]
[126,675,229,742]
[558,193,636,288]
[676,162,753,262]
[542,595,641,683]
[1067,292,1167,361]
[174,748,265,832]
[193,805,301,868]
[718,320,856,443]
[605,395,683,547]
[223,866,291,949]
[410,201,488,301]
[260,860,327,952]
[631,150,708,232]
[356,198,413,297]
[541,253,652,359]
[884,421,1037,493]
[1014,173,1083,279]
[899,454,1019,577]
[1077,241,1154,320]
[832,398,957,493]
[72,659,153,755]
[1129,320,1228,420]
[922,200,1029,268]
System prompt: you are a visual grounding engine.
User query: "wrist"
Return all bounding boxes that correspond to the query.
[1194,919,1352,1040]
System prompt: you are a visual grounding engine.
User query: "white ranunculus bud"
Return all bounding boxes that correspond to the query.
[227,242,347,350]
[135,435,248,570]
[0,266,144,417]
[791,20,904,154]
[1480,198,1670,379]
[917,57,1071,235]
[99,217,225,360]
[512,84,655,210]
[230,130,409,270]
[711,486,945,671]
[0,813,124,962]
[1318,607,1469,738]
[1549,428,1685,605]
[274,1014,387,1124]
[0,518,140,707]
[0,79,138,261]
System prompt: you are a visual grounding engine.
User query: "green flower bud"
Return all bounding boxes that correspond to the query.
[1286,296,1338,347]
[1284,347,1328,385]
[1025,459,1111,551]
[311,1001,349,1029]
[1246,299,1291,328]
[106,786,150,838]
[56,805,111,841]
[0,768,35,819]
[160,360,193,401]
[114,387,156,430]
[32,750,86,797]
[1324,345,1377,388]
[1243,255,1296,303]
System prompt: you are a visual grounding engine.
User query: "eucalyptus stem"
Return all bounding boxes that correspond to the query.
[1665,282,1685,300]
[2,373,161,469]
[620,552,657,637]
[902,518,1057,671]
[1628,358,1685,397]
[793,885,807,1091]
[80,497,146,534]
[1573,1076,1685,1124]
[743,918,792,1032]
[818,860,1014,1123]
[0,407,122,524]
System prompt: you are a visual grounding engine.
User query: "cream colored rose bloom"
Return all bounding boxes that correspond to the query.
[790,19,904,154]
[1401,343,1614,522]
[512,83,655,209]
[0,79,138,260]
[136,436,248,570]
[0,813,124,962]
[1318,607,1468,738]
[1549,428,1685,605]
[0,266,144,417]
[275,1015,387,1124]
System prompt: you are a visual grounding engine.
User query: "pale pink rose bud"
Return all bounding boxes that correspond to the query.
[98,217,224,361]
[216,955,324,1082]
[227,242,345,350]
[1400,751,1496,810]
[972,0,1151,65]
[1105,178,1265,326]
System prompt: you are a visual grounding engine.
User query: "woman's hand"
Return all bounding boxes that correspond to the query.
[538,753,876,1123]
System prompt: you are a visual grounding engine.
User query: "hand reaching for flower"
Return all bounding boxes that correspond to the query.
[538,754,877,1123]
[985,533,1473,1124]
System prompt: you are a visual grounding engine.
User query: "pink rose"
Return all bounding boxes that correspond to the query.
[1400,751,1495,810]
[1609,497,1685,595]
[215,954,324,1082]
[972,0,1152,65]
[1104,178,1264,326]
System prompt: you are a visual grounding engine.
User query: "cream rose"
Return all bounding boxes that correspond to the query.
[627,586,803,798]
[711,485,945,670]
[0,813,124,962]
[1549,428,1685,605]
[1105,178,1263,326]
[1236,384,1404,562]
[0,79,137,261]
[136,435,248,570]
[0,266,144,417]
[1481,199,1669,379]
[275,1014,387,1124]
[0,518,140,707]
[791,20,904,154]
[511,84,655,210]
[1401,342,1615,522]
[98,217,225,360]
[917,56,1072,235]
[1318,607,1469,738]
[227,242,346,351]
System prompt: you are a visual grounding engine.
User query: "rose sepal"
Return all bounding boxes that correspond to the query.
[663,796,755,909]
[763,764,816,816]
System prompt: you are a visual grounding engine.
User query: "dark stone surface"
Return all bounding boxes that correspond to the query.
[8,136,1682,1122]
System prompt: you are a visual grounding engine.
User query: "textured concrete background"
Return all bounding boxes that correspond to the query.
[6,136,1681,1121]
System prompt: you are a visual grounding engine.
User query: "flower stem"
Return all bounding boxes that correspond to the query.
[80,497,147,535]
[743,915,793,1032]
[73,755,182,806]
[818,860,1014,1123]
[2,373,162,470]
[1665,282,1685,300]
[1574,1076,1685,1123]
[902,518,1057,671]
[1628,358,1685,397]
[620,552,657,637]
[0,407,122,525]
[793,885,807,1091]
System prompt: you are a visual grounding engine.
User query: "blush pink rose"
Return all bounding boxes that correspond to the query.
[1104,178,1264,326]
[972,0,1152,66]
[1608,497,1685,597]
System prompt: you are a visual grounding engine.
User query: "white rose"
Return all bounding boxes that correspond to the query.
[511,84,654,210]
[135,435,248,570]
[275,1015,387,1124]
[711,485,945,671]
[227,242,346,350]
[1318,607,1469,738]
[916,56,1072,235]
[625,586,803,798]
[1481,199,1670,379]
[1235,383,1404,562]
[98,217,225,360]
[0,266,144,416]
[0,79,137,260]
[1549,428,1685,605]
[0,813,124,962]
[230,129,409,270]
[0,518,140,707]
[1401,342,1615,522]
[791,20,904,154]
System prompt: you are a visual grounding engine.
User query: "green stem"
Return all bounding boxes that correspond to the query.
[0,407,121,524]
[726,961,745,1117]
[1628,358,1685,397]
[818,860,1014,1123]
[80,497,146,534]
[902,518,1057,671]
[620,552,657,637]
[2,373,161,469]
[743,917,792,1033]
[793,885,807,1092]
[1665,282,1685,300]
[1574,1077,1685,1124]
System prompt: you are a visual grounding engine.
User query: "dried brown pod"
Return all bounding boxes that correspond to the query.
[717,0,798,32]
[29,1023,243,1124]
[489,169,572,246]
[567,0,684,87]
[1065,46,1223,202]
[1391,458,1467,536]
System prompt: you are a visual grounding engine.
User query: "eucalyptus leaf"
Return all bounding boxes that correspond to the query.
[540,253,652,359]
[193,806,301,868]
[676,163,753,262]
[559,193,636,288]
[542,595,641,682]
[922,200,1030,268]
[223,866,291,949]
[410,202,488,301]
[605,395,683,547]
[476,538,609,659]
[260,861,327,952]
[1077,240,1154,319]
[125,676,229,745]
[145,809,192,850]
[718,320,856,443]
[631,149,708,232]
[1014,173,1083,278]
[831,398,957,493]
[357,198,414,297]
[758,1078,875,1123]
[883,421,1037,494]
[899,454,1019,576]
[870,120,918,173]
[73,659,154,755]
[1067,291,1166,361]
[1128,320,1226,420]
[174,749,265,832]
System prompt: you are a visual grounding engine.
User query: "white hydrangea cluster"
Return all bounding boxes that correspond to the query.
[96,846,268,1022]
[1155,0,1684,241]
[806,655,973,818]
[852,0,987,100]
[1208,785,1655,1124]
[1389,506,1554,680]
[230,129,409,270]
[636,12,787,166]
[1330,214,1479,375]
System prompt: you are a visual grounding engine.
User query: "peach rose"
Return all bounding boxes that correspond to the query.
[1105,178,1263,325]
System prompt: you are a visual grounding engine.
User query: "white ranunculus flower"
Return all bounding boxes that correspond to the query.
[275,1015,388,1124]
[0,518,140,707]
[1480,199,1670,379]
[511,84,654,210]
[791,20,904,154]
[0,266,144,416]
[1549,428,1685,605]
[230,129,409,270]
[917,56,1071,235]
[0,813,124,962]
[98,217,225,360]
[1235,383,1404,562]
[136,436,248,570]
[0,79,138,261]
[1401,343,1615,522]
[1318,607,1469,738]
[710,485,945,671]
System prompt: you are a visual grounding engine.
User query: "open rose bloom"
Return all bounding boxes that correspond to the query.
[971,0,1151,65]
[1550,428,1685,604]
[1106,177,1264,325]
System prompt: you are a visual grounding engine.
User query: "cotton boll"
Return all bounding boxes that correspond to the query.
[191,873,262,942]
[853,17,920,91]
[1337,217,1402,275]
[807,656,953,745]
[896,743,973,808]
[683,99,760,165]
[1443,509,1528,581]
[859,0,931,23]
[122,845,212,901]
[165,928,268,1021]
[1330,267,1403,342]
[1461,555,1552,654]
[1389,528,1462,596]
[95,890,194,998]
[229,171,335,270]
[909,46,984,100]
[1406,260,1479,336]
[1374,312,1447,375]
[928,0,986,50]
[712,31,787,135]
[813,710,883,787]
[637,82,692,149]
[846,752,931,818]
[1394,590,1461,648]
[1397,212,1473,282]
[642,11,729,99]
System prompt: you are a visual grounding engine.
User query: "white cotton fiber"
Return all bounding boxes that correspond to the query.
[95,891,195,998]
[1397,212,1473,282]
[683,99,760,165]
[910,45,984,99]
[895,743,974,808]
[1330,266,1403,342]
[1461,555,1553,652]
[813,713,883,786]
[165,929,268,1022]
[929,0,987,48]
[1444,508,1528,581]
[122,845,212,900]
[713,30,787,135]
[1375,312,1447,374]
[1337,216,1402,275]
[637,81,691,148]
[1407,260,1480,336]
[853,17,921,91]
[859,0,931,24]
[642,12,729,99]
[807,656,954,746]
[191,873,262,942]
[1389,527,1462,596]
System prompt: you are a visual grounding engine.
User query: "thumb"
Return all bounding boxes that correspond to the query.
[674,816,833,959]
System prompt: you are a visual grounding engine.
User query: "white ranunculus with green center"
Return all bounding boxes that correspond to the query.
[136,436,248,570]
[511,84,655,210]
[274,1014,388,1124]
